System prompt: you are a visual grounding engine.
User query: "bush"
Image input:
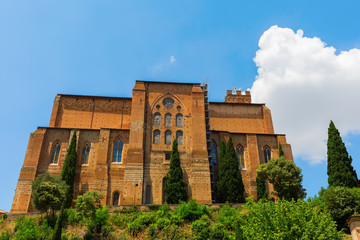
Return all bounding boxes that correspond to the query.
[210,222,232,240]
[156,217,171,230]
[236,199,342,239]
[127,213,155,236]
[216,203,239,230]
[0,231,11,240]
[174,199,209,221]
[191,215,210,240]
[14,216,52,240]
[147,204,161,211]
[319,186,360,231]
[147,223,157,238]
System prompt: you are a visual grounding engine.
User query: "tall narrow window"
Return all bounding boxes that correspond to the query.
[211,142,217,166]
[176,130,183,145]
[264,146,271,163]
[176,114,183,127]
[165,113,172,127]
[236,145,245,169]
[145,185,151,204]
[50,142,61,164]
[154,113,161,126]
[165,130,172,145]
[113,191,119,206]
[153,130,160,144]
[113,138,123,163]
[81,144,90,165]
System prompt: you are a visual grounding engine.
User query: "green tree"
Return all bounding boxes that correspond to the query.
[257,157,306,201]
[327,120,358,188]
[255,174,267,201]
[319,186,360,231]
[278,143,285,158]
[31,173,68,217]
[60,130,78,208]
[164,139,188,204]
[75,191,103,221]
[217,135,245,203]
[52,131,78,240]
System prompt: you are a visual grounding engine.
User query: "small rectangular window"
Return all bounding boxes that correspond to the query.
[165,152,171,161]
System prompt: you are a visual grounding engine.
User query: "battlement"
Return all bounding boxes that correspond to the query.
[224,90,251,103]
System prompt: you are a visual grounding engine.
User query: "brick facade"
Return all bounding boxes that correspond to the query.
[11,80,293,213]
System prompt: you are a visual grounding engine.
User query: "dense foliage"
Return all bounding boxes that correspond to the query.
[327,120,358,188]
[236,199,342,240]
[217,135,245,203]
[257,156,306,201]
[319,186,360,231]
[164,139,188,204]
[255,174,268,200]
[60,130,78,208]
[278,143,285,157]
[31,173,68,216]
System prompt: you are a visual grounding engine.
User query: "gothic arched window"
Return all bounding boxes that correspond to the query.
[81,143,90,165]
[176,114,183,127]
[145,185,151,204]
[113,191,119,206]
[211,142,217,166]
[153,130,160,144]
[154,113,161,126]
[165,113,172,127]
[165,130,172,145]
[113,138,123,163]
[264,146,271,163]
[176,130,183,145]
[50,142,61,164]
[236,145,245,169]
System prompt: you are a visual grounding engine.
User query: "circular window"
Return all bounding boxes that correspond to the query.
[162,98,174,108]
[156,104,160,109]
[177,105,181,111]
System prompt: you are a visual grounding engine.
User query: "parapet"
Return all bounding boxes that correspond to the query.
[224,90,251,103]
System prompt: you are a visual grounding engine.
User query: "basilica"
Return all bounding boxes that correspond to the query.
[11,80,293,213]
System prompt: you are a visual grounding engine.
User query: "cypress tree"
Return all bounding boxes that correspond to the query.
[327,121,358,188]
[217,135,245,203]
[164,139,188,204]
[278,143,285,158]
[52,131,77,240]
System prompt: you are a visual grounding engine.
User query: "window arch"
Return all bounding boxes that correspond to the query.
[165,113,172,127]
[211,142,217,166]
[50,142,61,164]
[176,114,183,127]
[81,143,90,165]
[176,130,183,145]
[113,138,123,163]
[113,191,120,206]
[154,113,161,126]
[165,130,172,145]
[236,145,245,169]
[153,130,160,144]
[263,146,271,163]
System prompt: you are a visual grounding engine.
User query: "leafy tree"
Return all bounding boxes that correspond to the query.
[327,120,358,188]
[235,200,342,240]
[60,130,78,208]
[217,135,245,203]
[75,191,103,221]
[164,139,188,204]
[319,186,360,231]
[31,173,68,217]
[278,143,285,157]
[257,157,306,201]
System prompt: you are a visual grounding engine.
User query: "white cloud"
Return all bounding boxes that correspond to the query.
[169,55,176,64]
[149,56,176,73]
[251,25,360,164]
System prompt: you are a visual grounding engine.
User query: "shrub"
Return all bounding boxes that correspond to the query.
[0,231,11,240]
[75,191,103,222]
[174,199,209,221]
[191,215,210,240]
[210,222,232,240]
[216,203,239,230]
[14,216,52,240]
[319,186,360,231]
[147,223,157,238]
[236,200,342,239]
[127,213,155,236]
[147,204,161,211]
[156,217,171,230]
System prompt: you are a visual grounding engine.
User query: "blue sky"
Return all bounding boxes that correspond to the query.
[1,0,360,211]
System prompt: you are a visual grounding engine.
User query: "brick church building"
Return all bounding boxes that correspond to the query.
[11,80,293,213]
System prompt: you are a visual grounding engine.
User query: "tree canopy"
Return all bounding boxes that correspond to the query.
[31,173,68,216]
[217,135,245,203]
[257,157,306,201]
[164,139,188,204]
[327,120,358,188]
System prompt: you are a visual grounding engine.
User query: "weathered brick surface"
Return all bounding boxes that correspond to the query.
[11,82,293,213]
